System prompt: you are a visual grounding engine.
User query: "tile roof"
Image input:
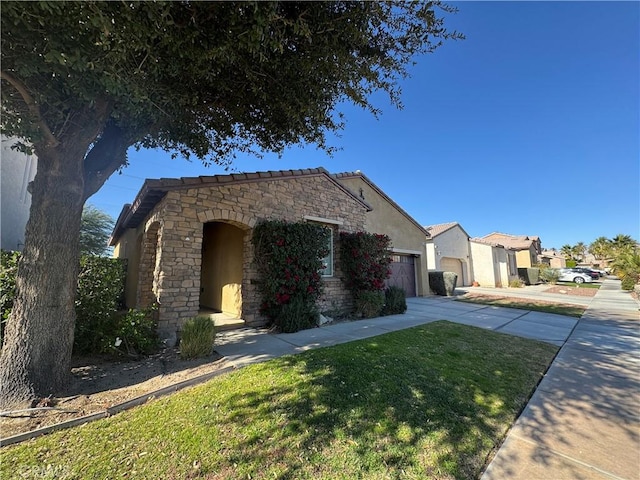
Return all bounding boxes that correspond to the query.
[109,167,371,245]
[481,232,541,251]
[424,222,464,238]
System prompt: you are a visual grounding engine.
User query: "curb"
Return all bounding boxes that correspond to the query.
[1,365,235,447]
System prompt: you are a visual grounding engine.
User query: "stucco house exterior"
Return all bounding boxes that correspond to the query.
[539,248,567,268]
[424,222,471,287]
[334,171,429,298]
[480,232,542,268]
[110,167,429,339]
[1,136,37,252]
[469,238,518,288]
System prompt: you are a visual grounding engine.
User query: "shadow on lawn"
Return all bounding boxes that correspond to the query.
[203,321,558,480]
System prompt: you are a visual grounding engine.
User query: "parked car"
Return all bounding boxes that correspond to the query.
[557,268,593,284]
[571,267,600,279]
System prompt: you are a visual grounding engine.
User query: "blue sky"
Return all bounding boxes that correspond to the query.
[90,1,639,250]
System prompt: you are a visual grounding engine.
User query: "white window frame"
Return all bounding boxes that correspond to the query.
[303,216,341,278]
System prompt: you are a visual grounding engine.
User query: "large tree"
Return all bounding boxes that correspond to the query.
[0,1,462,406]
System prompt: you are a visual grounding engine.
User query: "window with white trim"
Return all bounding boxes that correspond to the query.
[320,226,333,277]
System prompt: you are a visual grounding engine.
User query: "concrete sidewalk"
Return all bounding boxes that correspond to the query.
[215,278,639,479]
[482,278,640,480]
[216,295,580,366]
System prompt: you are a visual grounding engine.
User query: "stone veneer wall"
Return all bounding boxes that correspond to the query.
[136,174,367,335]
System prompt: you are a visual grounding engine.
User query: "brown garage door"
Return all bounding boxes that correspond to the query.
[387,254,416,297]
[440,257,464,286]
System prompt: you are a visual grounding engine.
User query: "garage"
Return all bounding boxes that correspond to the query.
[387,254,417,297]
[440,257,464,286]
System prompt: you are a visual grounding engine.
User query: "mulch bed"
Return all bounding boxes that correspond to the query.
[542,286,598,297]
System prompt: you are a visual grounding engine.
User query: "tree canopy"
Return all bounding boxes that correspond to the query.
[0,1,462,407]
[2,1,462,194]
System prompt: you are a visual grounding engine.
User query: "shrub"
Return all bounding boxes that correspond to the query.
[74,256,128,354]
[509,278,525,288]
[180,316,216,359]
[276,296,319,333]
[428,271,458,296]
[111,305,160,356]
[540,268,560,284]
[339,232,392,294]
[621,272,639,291]
[517,268,540,285]
[382,286,407,315]
[0,250,20,343]
[252,220,329,332]
[354,290,385,318]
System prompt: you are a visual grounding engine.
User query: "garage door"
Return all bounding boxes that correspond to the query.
[387,255,416,297]
[440,257,464,286]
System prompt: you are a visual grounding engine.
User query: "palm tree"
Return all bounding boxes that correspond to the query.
[611,234,636,254]
[573,242,587,263]
[560,244,574,260]
[610,249,640,290]
[589,237,612,261]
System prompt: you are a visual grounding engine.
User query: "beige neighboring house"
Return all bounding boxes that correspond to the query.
[539,249,567,268]
[334,171,429,297]
[480,232,542,268]
[110,167,429,340]
[469,238,519,288]
[424,222,471,286]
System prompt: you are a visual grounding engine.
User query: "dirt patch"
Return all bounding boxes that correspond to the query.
[542,286,598,297]
[458,293,587,311]
[0,348,228,440]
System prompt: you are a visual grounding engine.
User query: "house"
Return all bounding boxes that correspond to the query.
[539,248,567,268]
[480,232,542,268]
[0,137,37,252]
[469,237,519,288]
[334,171,429,298]
[424,222,471,287]
[110,167,428,341]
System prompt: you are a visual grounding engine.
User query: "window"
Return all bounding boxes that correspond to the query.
[321,226,333,277]
[303,216,341,278]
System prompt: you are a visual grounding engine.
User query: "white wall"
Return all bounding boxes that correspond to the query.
[426,226,471,285]
[1,137,36,251]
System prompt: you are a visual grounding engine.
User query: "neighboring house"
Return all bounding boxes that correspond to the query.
[334,171,429,298]
[539,248,567,268]
[480,232,542,268]
[469,238,518,288]
[1,137,37,252]
[424,222,472,287]
[110,167,428,340]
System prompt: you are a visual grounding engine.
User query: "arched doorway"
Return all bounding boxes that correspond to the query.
[200,222,244,317]
[138,222,161,307]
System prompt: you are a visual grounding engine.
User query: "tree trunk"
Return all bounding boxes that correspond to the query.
[0,146,85,408]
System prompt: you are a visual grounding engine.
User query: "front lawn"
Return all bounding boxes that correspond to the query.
[457,294,587,317]
[1,321,558,480]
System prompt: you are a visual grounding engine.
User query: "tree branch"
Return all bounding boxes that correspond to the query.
[82,122,133,200]
[0,70,60,148]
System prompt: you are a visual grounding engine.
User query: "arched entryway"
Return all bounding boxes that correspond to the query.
[138,222,161,307]
[199,221,244,317]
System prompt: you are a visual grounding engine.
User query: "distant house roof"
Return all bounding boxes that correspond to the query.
[109,167,372,245]
[469,237,511,249]
[333,171,428,236]
[481,232,542,252]
[424,222,469,239]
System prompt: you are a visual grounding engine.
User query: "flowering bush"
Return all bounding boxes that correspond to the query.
[339,231,392,318]
[339,231,392,293]
[252,220,329,331]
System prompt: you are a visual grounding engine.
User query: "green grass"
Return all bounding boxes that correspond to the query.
[1,321,557,480]
[556,282,600,289]
[457,296,587,317]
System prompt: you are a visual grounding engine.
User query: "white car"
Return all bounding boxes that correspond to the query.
[557,269,593,284]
